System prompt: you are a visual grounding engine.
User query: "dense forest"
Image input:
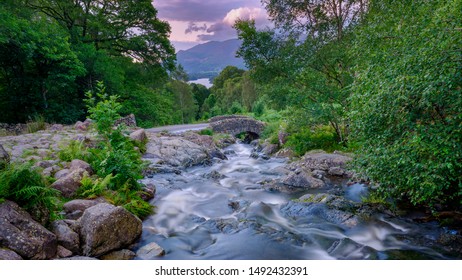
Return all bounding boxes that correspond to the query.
[1,0,461,210]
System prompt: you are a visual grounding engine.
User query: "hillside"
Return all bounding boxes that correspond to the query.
[176,39,246,80]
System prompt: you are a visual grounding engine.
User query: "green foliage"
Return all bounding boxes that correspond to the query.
[26,115,47,134]
[230,101,245,114]
[350,0,462,207]
[105,182,153,219]
[58,140,90,162]
[198,128,214,136]
[0,162,61,221]
[252,97,266,117]
[85,81,121,137]
[285,126,341,156]
[76,174,114,199]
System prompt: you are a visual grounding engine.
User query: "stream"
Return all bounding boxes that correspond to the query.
[135,143,457,260]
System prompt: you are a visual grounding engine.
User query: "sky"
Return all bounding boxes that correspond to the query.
[153,0,271,51]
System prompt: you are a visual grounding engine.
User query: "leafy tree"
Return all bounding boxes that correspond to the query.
[350,0,462,207]
[0,4,85,123]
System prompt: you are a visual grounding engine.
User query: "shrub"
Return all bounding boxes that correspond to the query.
[26,115,47,133]
[198,128,214,136]
[0,163,61,222]
[285,126,341,156]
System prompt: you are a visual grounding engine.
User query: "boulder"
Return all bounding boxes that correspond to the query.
[136,242,165,259]
[63,199,100,214]
[100,249,136,260]
[78,203,142,257]
[56,245,73,258]
[129,129,147,143]
[282,170,325,189]
[51,220,80,254]
[291,152,352,176]
[144,136,211,168]
[0,248,23,260]
[0,201,57,259]
[138,184,156,202]
[54,169,70,180]
[51,168,88,198]
[74,120,91,131]
[0,144,10,169]
[70,159,93,174]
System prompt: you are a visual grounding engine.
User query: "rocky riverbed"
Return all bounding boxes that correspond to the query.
[0,123,461,260]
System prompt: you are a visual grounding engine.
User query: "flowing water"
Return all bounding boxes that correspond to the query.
[135,143,457,260]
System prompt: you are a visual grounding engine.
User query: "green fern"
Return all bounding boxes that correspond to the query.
[76,173,114,199]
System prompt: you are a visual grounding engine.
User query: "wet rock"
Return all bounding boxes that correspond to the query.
[0,201,57,259]
[259,166,290,176]
[130,129,147,143]
[438,233,462,255]
[0,248,23,260]
[56,245,73,258]
[78,203,142,257]
[203,170,227,180]
[329,166,345,176]
[136,242,165,259]
[70,159,93,174]
[139,183,156,201]
[100,249,136,260]
[327,238,378,259]
[281,195,359,228]
[51,220,80,254]
[261,143,279,156]
[203,218,239,234]
[143,164,182,176]
[144,136,211,168]
[51,168,89,198]
[282,170,325,189]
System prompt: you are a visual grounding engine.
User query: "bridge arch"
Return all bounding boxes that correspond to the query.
[209,115,266,140]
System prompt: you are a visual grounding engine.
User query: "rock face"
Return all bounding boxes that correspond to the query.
[0,201,57,259]
[144,136,211,168]
[0,143,9,169]
[78,203,142,257]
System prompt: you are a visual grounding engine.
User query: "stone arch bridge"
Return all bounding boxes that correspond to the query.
[209,115,266,140]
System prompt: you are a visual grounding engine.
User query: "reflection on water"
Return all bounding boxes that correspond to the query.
[136,143,453,260]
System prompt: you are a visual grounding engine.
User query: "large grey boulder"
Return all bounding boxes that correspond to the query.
[0,248,23,260]
[144,136,211,168]
[100,249,136,260]
[51,220,80,254]
[51,168,88,198]
[0,201,57,259]
[282,170,326,189]
[78,203,142,257]
[291,152,352,176]
[0,144,9,169]
[129,129,147,143]
[70,159,93,174]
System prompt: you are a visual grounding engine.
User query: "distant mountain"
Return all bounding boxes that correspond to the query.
[177,39,246,80]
